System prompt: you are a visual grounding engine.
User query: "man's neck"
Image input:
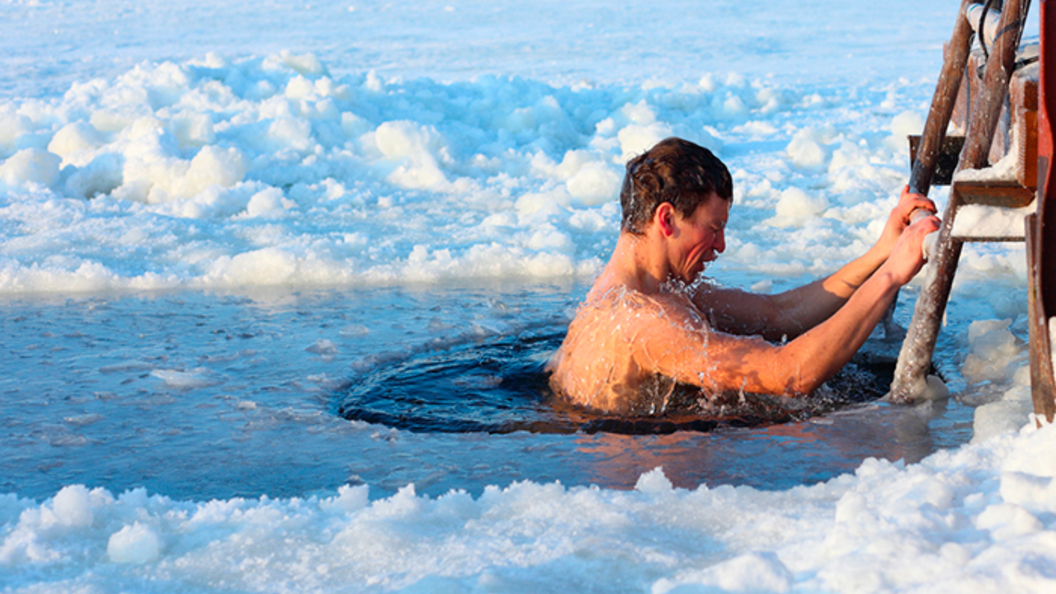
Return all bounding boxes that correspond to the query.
[592,231,671,298]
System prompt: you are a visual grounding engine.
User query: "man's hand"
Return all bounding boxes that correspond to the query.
[873,185,937,261]
[880,210,941,285]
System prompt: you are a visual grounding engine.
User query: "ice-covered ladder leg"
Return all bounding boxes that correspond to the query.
[881,0,979,343]
[889,0,1034,402]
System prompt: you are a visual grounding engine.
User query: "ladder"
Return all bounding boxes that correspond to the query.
[889,0,1036,401]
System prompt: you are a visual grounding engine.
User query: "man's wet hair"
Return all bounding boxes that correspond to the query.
[619,137,733,234]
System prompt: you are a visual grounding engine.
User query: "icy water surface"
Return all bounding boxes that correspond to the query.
[1,282,975,502]
[339,330,904,434]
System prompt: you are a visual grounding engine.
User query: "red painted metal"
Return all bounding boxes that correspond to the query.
[1041,0,1056,315]
[1032,0,1056,422]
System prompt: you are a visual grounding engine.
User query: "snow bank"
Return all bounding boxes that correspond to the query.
[965,320,1035,444]
[0,2,1047,592]
[2,423,1054,592]
[0,49,954,294]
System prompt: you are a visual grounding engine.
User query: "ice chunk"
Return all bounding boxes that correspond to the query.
[306,339,338,355]
[887,110,924,150]
[63,152,123,198]
[785,127,829,169]
[963,319,1021,385]
[0,112,33,156]
[653,552,794,593]
[765,187,828,227]
[50,485,94,528]
[1,148,61,187]
[151,367,224,389]
[566,163,620,206]
[321,484,370,513]
[47,121,105,165]
[243,186,295,218]
[973,400,1033,443]
[107,522,162,564]
[634,467,673,494]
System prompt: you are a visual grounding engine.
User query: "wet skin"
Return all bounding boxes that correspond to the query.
[666,196,729,284]
[549,188,939,414]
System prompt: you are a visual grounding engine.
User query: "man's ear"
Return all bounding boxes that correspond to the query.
[655,202,676,237]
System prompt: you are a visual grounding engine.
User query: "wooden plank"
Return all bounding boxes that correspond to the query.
[1017,109,1040,188]
[1012,63,1040,188]
[955,179,1036,207]
[1012,61,1040,112]
[1026,213,1055,423]
[1039,1,1056,322]
[908,135,965,186]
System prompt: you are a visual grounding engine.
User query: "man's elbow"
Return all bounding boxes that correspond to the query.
[784,374,825,397]
[770,352,828,397]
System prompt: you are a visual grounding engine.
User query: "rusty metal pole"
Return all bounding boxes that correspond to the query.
[890,0,1034,402]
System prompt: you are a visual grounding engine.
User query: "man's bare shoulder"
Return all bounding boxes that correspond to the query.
[551,285,707,372]
[550,285,708,411]
[582,284,707,324]
[566,285,715,364]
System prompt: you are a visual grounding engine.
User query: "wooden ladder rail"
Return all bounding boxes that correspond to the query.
[908,0,978,198]
[890,0,1034,402]
[881,0,978,342]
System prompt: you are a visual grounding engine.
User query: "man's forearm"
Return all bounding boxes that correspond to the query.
[781,270,900,394]
[692,245,886,340]
[766,246,888,338]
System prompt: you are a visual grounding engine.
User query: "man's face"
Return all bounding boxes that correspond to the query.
[670,194,729,283]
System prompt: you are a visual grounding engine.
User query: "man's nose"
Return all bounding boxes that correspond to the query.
[714,230,726,253]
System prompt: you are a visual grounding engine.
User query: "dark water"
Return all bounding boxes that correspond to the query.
[338,329,905,435]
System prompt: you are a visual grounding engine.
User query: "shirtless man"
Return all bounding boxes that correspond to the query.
[547,137,940,415]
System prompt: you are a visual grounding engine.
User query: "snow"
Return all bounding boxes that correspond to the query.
[1,423,1055,591]
[0,0,1052,592]
[952,202,1036,239]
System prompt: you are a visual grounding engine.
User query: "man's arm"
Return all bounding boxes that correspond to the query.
[691,187,935,341]
[647,213,938,396]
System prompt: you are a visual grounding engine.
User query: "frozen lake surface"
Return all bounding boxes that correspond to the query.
[1,0,1054,592]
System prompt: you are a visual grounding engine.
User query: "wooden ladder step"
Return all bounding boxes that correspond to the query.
[949,178,1036,241]
[954,178,1035,207]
